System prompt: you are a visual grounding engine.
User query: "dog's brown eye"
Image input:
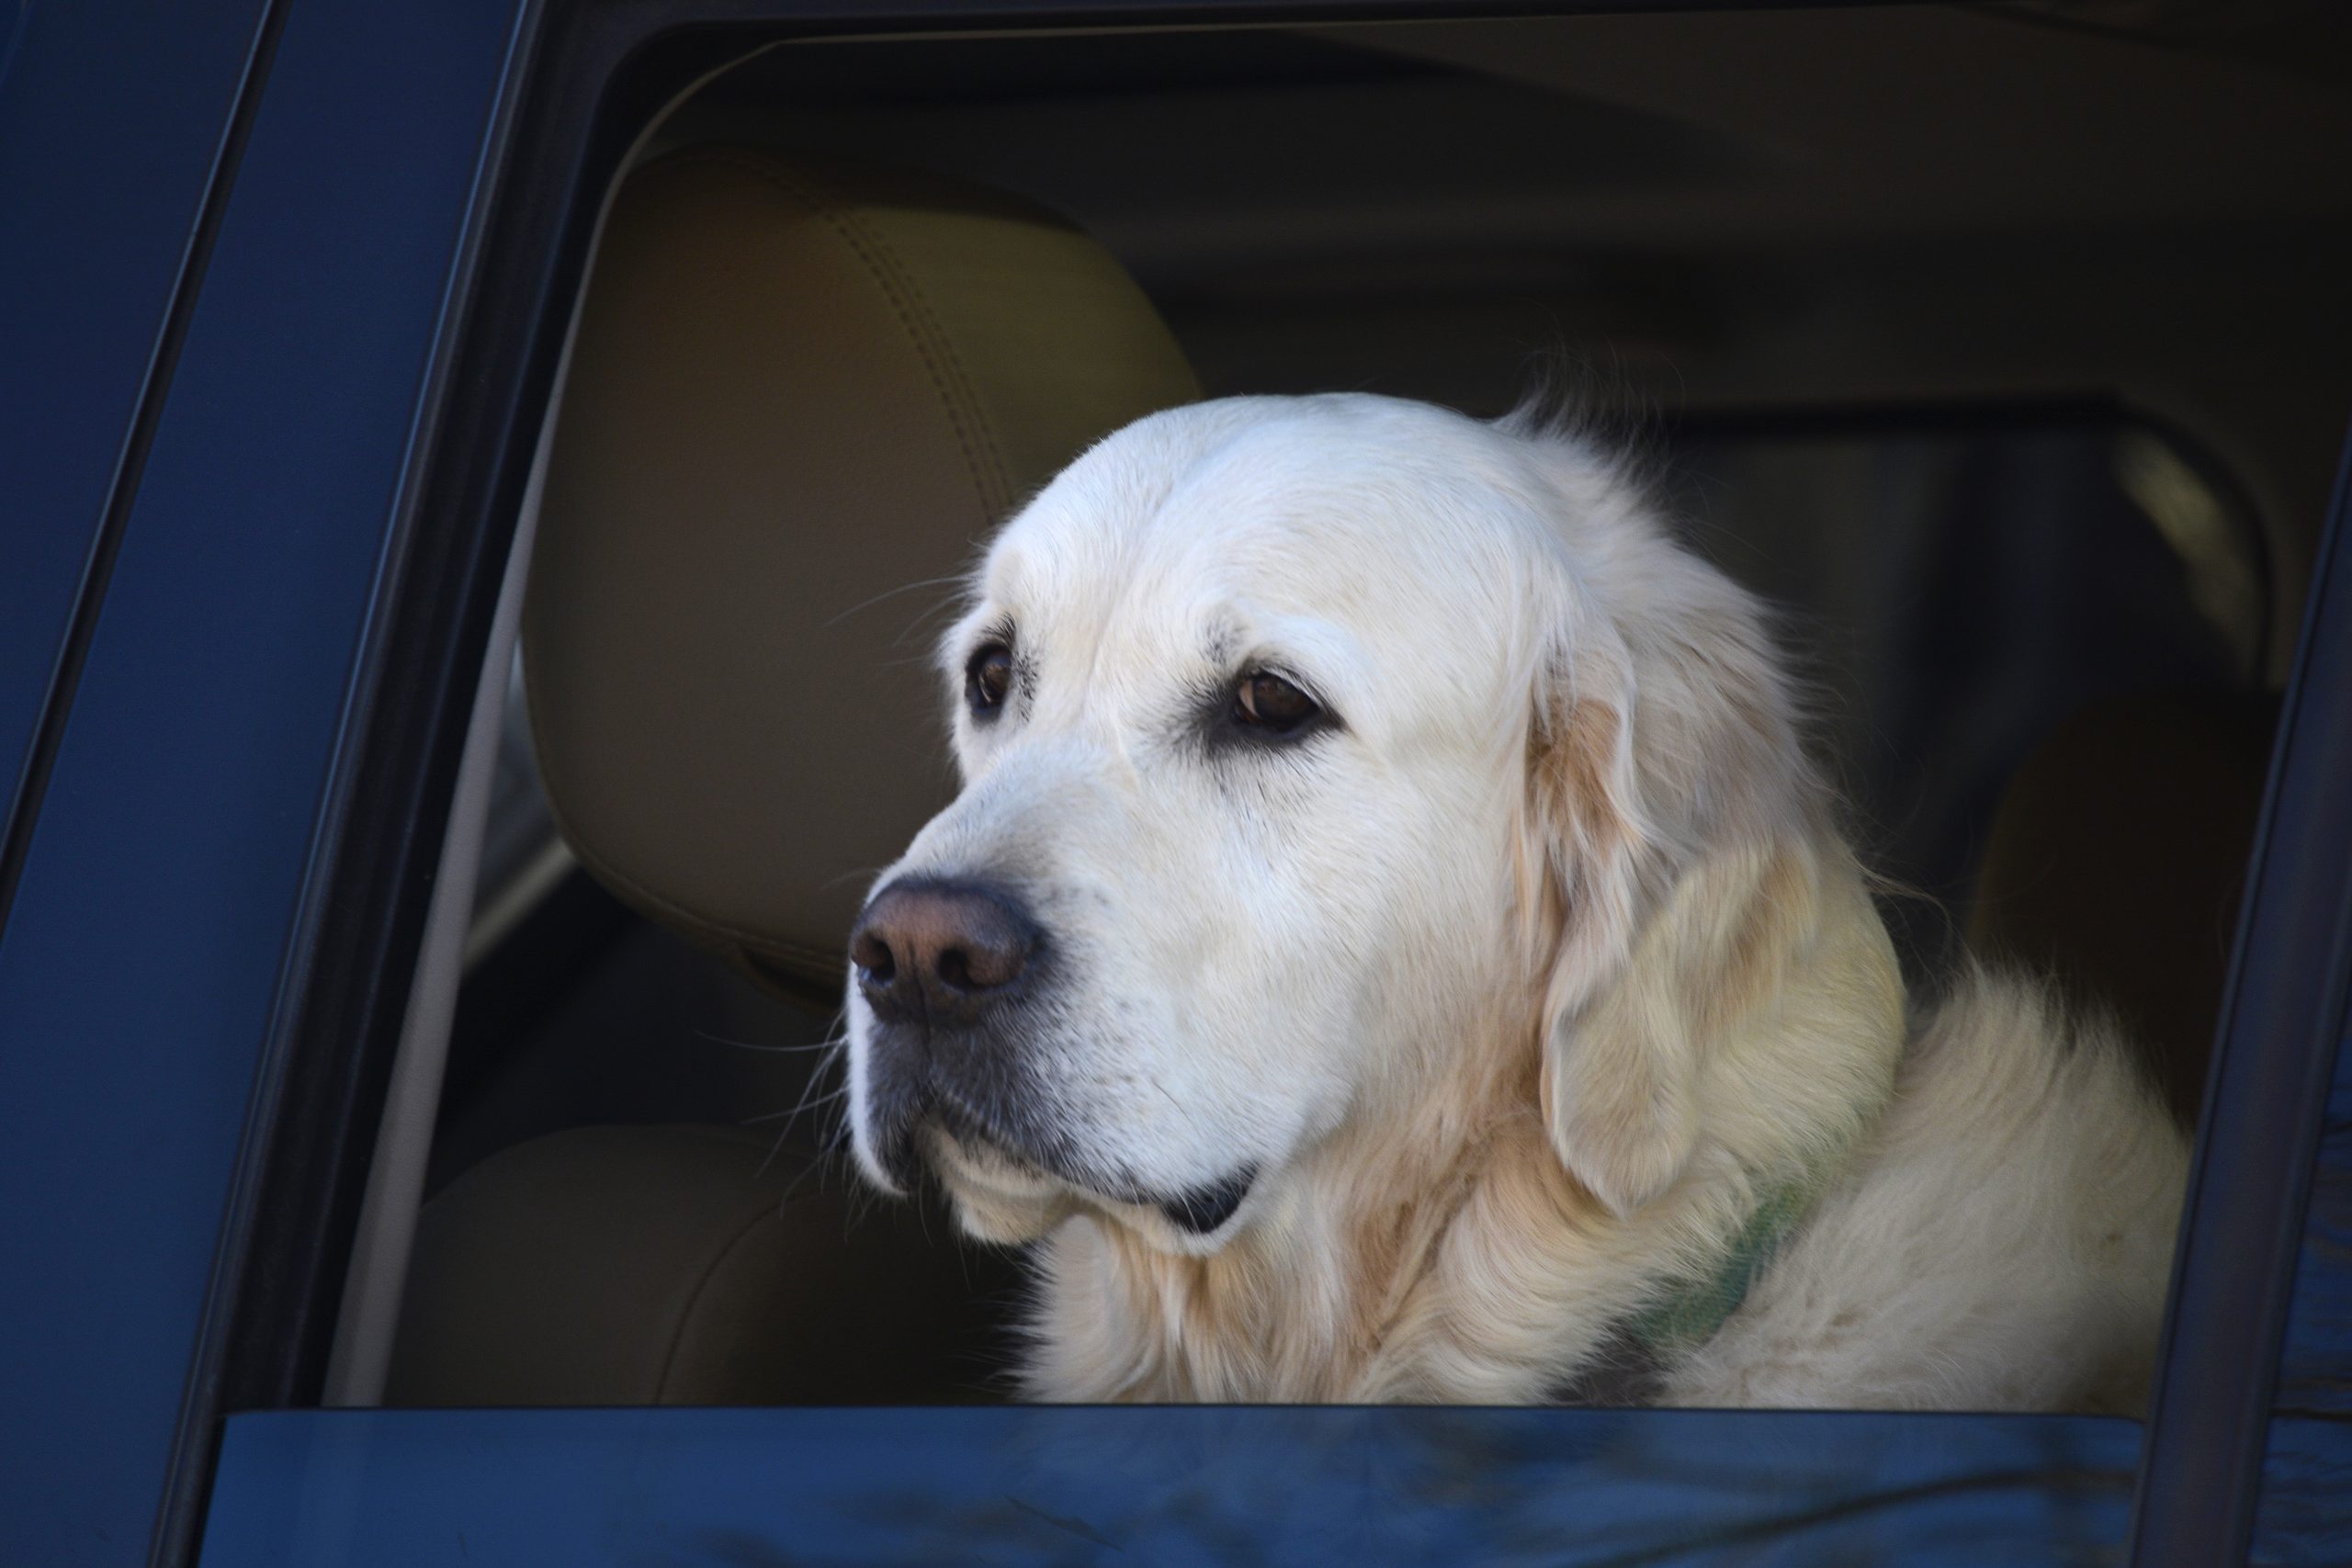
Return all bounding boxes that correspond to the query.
[1233,671,1319,734]
[966,642,1013,718]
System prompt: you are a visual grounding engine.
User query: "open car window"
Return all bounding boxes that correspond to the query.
[165,9,2352,1568]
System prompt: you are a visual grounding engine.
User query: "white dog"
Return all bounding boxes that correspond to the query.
[843,392,2187,1410]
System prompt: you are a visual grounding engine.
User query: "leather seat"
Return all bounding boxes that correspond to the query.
[387,147,1197,1404]
[386,1126,1021,1405]
[1966,689,2276,1127]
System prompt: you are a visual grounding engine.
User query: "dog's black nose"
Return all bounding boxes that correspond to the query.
[851,879,1040,1027]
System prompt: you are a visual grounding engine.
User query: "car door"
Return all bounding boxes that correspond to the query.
[0,2,530,1562]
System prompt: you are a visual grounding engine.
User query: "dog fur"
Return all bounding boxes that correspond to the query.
[844,392,2188,1410]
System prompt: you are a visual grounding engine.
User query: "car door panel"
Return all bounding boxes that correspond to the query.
[199,1406,2146,1567]
[0,0,269,878]
[0,2,526,1562]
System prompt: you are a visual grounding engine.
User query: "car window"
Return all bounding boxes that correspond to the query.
[405,0,2334,1416]
[183,9,2352,1568]
[378,17,2290,1409]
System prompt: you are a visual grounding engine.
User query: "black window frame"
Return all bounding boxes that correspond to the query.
[193,6,2352,1567]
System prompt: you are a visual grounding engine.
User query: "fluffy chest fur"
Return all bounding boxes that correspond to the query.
[1023,955,2184,1414]
[1018,841,2053,1408]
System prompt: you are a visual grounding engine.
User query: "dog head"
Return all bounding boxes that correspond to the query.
[845,393,1845,1253]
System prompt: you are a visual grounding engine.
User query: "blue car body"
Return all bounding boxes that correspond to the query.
[1,3,2346,1564]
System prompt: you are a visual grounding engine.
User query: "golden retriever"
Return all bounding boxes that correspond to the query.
[843,393,2187,1409]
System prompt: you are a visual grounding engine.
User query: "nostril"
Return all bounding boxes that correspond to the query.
[935,947,972,992]
[851,929,897,986]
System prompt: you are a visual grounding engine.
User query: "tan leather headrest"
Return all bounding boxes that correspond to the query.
[525,148,1198,988]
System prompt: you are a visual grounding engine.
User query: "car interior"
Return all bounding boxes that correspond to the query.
[316,5,2352,1409]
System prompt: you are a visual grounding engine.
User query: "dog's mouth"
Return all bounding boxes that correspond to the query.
[859,1032,1072,1193]
[925,1080,1076,1183]
[1146,1167,1258,1235]
[923,1118,1063,1200]
[859,1022,1261,1241]
[916,1100,1258,1239]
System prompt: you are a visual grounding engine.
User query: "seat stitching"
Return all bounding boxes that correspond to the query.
[527,776,847,986]
[652,1199,797,1403]
[686,147,1016,515]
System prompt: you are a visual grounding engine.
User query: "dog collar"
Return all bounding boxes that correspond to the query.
[1623,1048,1900,1361]
[1624,1177,1819,1357]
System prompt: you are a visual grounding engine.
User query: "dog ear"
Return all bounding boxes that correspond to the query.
[1521,590,1811,1219]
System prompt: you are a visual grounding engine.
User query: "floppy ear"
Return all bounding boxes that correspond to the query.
[1521,589,1813,1219]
